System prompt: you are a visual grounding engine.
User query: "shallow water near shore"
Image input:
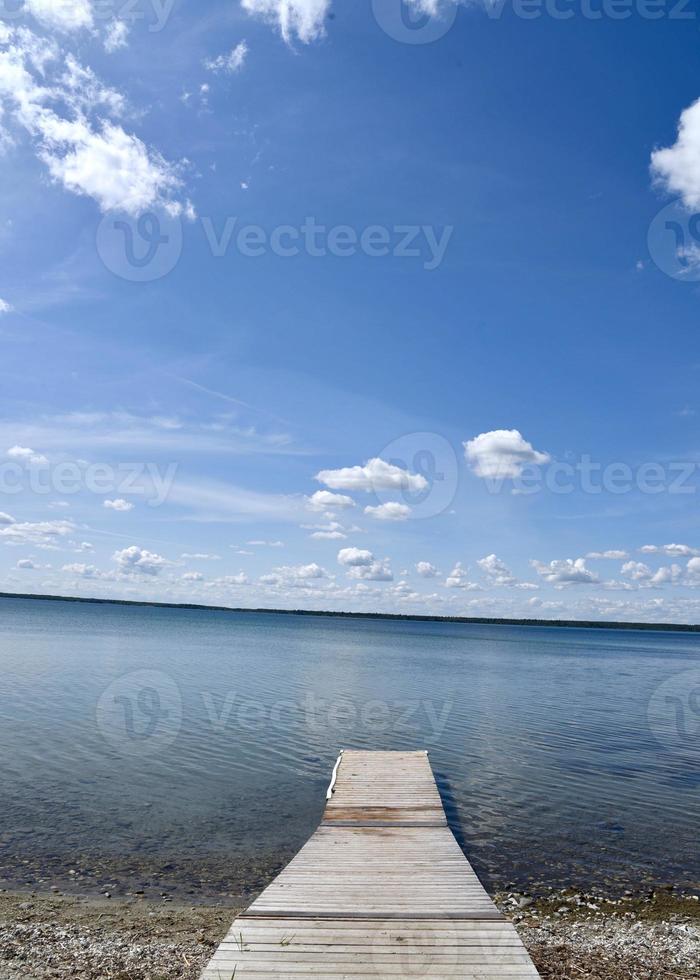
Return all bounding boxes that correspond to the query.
[1,596,699,899]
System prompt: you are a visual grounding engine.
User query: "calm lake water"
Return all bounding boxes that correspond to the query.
[1,596,699,900]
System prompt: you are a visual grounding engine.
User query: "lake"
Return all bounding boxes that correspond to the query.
[1,596,698,901]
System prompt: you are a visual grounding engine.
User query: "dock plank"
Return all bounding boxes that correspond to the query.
[200,750,541,978]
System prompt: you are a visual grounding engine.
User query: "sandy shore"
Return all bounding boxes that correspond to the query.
[1,886,698,979]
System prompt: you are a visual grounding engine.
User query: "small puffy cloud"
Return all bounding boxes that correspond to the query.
[687,557,700,579]
[316,457,427,494]
[531,557,599,587]
[0,519,75,545]
[337,546,391,581]
[0,298,12,314]
[25,0,94,32]
[113,545,169,576]
[181,553,221,560]
[103,498,134,512]
[0,512,15,524]
[621,561,682,587]
[247,540,284,547]
[307,490,355,511]
[338,547,374,567]
[364,502,411,522]
[41,120,190,217]
[62,562,102,578]
[445,562,481,590]
[311,530,347,540]
[241,0,330,43]
[640,543,699,557]
[464,429,550,480]
[205,41,249,74]
[7,445,48,465]
[104,20,129,53]
[261,563,329,588]
[621,560,653,582]
[16,558,36,569]
[416,561,439,578]
[348,559,393,582]
[651,98,700,210]
[477,553,517,586]
[586,550,629,560]
[182,571,204,582]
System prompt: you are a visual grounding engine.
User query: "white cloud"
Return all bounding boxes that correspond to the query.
[62,562,103,578]
[445,562,481,590]
[103,498,134,512]
[640,543,699,557]
[316,457,427,494]
[621,560,682,588]
[688,557,700,579]
[311,530,346,540]
[182,571,204,582]
[586,550,629,560]
[25,0,94,32]
[0,511,15,524]
[7,445,47,465]
[0,297,12,314]
[261,562,330,588]
[0,26,192,217]
[364,501,411,522]
[336,546,391,581]
[16,558,36,569]
[205,41,249,74]
[0,519,74,545]
[348,559,393,582]
[477,553,517,586]
[464,429,550,480]
[337,547,373,567]
[181,553,222,560]
[113,545,169,576]
[307,489,355,511]
[241,0,330,43]
[416,561,439,578]
[104,20,129,53]
[531,557,599,587]
[651,98,700,209]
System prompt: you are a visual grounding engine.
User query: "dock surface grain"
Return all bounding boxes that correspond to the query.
[200,749,541,978]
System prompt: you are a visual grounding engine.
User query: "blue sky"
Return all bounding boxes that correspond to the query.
[2,0,700,622]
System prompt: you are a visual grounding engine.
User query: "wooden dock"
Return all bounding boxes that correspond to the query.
[201,750,541,978]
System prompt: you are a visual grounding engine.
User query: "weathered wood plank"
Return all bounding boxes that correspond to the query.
[200,750,541,979]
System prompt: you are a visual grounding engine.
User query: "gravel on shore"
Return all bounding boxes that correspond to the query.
[0,887,698,979]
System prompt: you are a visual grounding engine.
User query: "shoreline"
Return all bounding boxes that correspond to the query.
[1,885,697,979]
[2,590,700,632]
